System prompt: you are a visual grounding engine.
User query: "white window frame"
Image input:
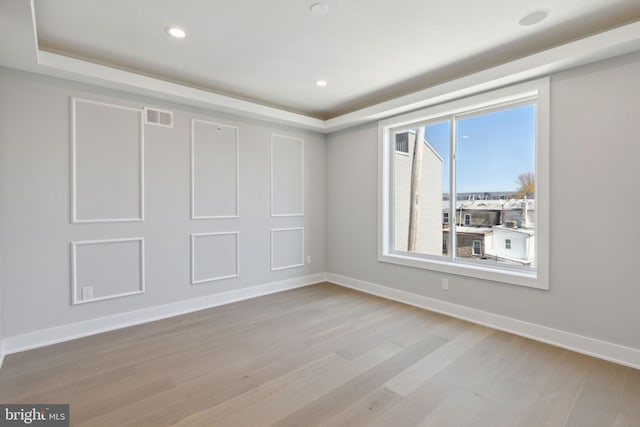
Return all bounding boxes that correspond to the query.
[463,214,471,226]
[443,212,449,224]
[378,78,550,290]
[505,239,512,250]
[472,240,482,256]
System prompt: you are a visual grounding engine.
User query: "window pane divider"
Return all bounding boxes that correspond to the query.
[449,114,457,262]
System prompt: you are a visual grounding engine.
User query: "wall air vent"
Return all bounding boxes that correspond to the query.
[144,107,173,128]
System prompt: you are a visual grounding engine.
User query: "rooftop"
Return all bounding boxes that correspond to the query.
[444,226,493,235]
[443,199,536,211]
[492,225,535,235]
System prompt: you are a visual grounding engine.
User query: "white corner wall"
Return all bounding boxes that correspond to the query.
[326,52,640,358]
[0,68,327,351]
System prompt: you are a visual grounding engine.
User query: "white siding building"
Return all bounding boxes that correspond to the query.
[393,131,443,255]
[487,225,535,265]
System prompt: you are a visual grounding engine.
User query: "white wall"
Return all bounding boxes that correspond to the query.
[1,51,639,361]
[0,68,326,339]
[327,52,640,350]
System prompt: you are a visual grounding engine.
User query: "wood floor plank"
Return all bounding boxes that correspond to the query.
[417,388,486,427]
[513,350,592,427]
[317,386,403,427]
[387,310,450,348]
[467,340,566,427]
[564,359,628,427]
[618,367,640,420]
[173,342,403,427]
[335,304,433,359]
[365,331,527,427]
[385,324,494,397]
[0,283,637,427]
[271,334,449,427]
[0,285,353,398]
[76,306,410,425]
[613,413,640,427]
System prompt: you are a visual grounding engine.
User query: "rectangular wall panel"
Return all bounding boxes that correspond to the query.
[192,120,239,219]
[271,227,304,271]
[271,134,304,216]
[72,98,144,222]
[191,232,239,284]
[71,238,145,304]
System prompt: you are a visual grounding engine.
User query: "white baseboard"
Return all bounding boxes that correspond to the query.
[3,273,327,355]
[326,273,640,370]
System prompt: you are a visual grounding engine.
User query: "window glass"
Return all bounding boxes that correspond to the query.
[455,104,535,268]
[392,122,450,257]
[379,79,549,288]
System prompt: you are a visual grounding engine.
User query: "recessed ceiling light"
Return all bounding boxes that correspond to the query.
[165,26,187,39]
[315,80,328,87]
[519,9,550,26]
[310,3,330,16]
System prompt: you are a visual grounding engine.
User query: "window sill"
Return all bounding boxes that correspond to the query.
[378,251,548,290]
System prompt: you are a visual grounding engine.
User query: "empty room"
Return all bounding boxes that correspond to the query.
[1,0,639,426]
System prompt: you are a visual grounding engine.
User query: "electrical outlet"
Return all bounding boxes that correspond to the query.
[82,286,94,300]
[441,279,449,291]
[306,255,312,264]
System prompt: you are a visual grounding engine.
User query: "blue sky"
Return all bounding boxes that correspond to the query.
[425,104,535,193]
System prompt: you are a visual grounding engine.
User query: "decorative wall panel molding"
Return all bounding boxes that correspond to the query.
[191,232,240,284]
[191,119,239,219]
[271,134,304,216]
[271,227,304,271]
[71,98,144,223]
[71,237,145,304]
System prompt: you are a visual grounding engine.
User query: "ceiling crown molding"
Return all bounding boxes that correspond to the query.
[1,1,639,133]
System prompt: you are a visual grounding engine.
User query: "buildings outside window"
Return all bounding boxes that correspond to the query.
[379,79,549,289]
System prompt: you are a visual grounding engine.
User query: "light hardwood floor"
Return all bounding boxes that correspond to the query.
[1,283,638,426]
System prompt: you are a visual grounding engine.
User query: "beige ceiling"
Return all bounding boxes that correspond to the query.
[32,0,640,119]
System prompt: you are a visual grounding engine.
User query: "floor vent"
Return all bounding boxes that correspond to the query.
[144,107,173,128]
